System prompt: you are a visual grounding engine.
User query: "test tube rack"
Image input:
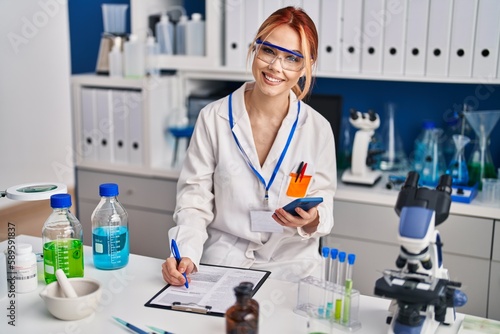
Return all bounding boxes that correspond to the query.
[295,275,361,332]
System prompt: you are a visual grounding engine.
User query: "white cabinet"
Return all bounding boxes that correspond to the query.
[324,200,494,318]
[75,168,177,259]
[71,74,181,175]
[489,221,500,320]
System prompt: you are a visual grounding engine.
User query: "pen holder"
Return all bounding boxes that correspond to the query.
[294,276,361,332]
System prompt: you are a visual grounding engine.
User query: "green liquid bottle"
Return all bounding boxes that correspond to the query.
[42,194,84,284]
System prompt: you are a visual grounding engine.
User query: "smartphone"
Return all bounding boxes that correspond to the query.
[282,197,323,216]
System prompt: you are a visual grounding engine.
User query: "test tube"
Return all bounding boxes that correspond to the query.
[321,246,330,282]
[329,248,338,283]
[327,248,338,318]
[343,254,356,325]
[336,252,346,286]
[320,246,330,318]
[335,252,346,322]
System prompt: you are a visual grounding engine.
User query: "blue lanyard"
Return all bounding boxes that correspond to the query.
[228,93,300,201]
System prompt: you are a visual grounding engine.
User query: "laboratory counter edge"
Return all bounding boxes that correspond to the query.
[0,235,469,334]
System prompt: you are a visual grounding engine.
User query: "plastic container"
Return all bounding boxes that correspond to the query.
[225,284,259,333]
[175,15,188,55]
[92,183,129,270]
[108,36,123,77]
[146,36,160,76]
[12,243,37,293]
[186,13,205,56]
[156,13,174,55]
[123,34,145,78]
[101,4,128,34]
[42,194,84,284]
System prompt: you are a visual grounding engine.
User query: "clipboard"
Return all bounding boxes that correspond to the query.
[145,263,271,317]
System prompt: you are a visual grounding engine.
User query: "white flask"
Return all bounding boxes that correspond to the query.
[156,13,174,55]
[108,36,123,77]
[186,13,205,56]
[123,34,145,78]
[146,36,160,76]
[175,15,188,55]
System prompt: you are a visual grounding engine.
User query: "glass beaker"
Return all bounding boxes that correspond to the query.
[446,134,470,186]
[377,103,410,172]
[102,4,128,34]
[464,110,500,189]
[420,128,446,186]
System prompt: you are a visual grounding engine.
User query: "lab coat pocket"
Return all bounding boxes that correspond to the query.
[286,173,312,198]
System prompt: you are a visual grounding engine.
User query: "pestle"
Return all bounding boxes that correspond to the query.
[55,269,78,298]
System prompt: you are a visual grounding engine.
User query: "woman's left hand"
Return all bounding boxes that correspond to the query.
[273,206,319,233]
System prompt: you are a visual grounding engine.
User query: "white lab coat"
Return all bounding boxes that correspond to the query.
[169,82,337,281]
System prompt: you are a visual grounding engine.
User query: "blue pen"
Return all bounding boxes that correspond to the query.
[147,325,174,334]
[171,239,189,288]
[113,316,149,334]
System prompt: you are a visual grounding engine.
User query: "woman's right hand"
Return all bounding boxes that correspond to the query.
[161,256,196,286]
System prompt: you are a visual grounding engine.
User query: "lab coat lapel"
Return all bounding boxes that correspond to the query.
[225,83,261,170]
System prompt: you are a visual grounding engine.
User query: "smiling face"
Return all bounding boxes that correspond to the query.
[251,25,305,100]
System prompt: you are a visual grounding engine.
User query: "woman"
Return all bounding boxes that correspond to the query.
[162,6,336,284]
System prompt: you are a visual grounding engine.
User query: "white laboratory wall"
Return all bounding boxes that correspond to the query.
[0,0,74,210]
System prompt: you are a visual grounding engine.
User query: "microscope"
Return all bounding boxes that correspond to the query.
[341,109,382,186]
[374,172,467,334]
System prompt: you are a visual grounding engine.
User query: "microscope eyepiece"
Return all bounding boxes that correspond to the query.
[368,109,377,121]
[349,108,359,120]
[436,175,452,194]
[402,171,419,189]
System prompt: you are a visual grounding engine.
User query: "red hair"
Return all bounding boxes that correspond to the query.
[248,6,318,100]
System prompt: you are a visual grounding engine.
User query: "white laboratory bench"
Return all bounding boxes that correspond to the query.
[0,235,469,334]
[74,166,500,319]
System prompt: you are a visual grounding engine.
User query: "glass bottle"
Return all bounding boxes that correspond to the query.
[226,284,259,334]
[42,194,84,284]
[92,183,129,270]
[238,282,259,314]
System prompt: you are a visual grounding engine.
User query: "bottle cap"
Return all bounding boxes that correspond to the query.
[348,253,356,265]
[179,15,188,22]
[191,13,202,21]
[338,251,346,263]
[99,183,119,197]
[239,282,254,290]
[128,34,138,42]
[50,193,71,208]
[160,13,169,23]
[322,246,330,258]
[112,37,122,51]
[16,243,33,255]
[330,248,338,259]
[234,285,252,296]
[147,36,155,46]
[422,120,436,129]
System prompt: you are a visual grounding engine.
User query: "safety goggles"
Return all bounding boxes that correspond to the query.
[255,39,305,72]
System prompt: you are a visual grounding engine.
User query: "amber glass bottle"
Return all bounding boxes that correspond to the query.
[225,284,259,334]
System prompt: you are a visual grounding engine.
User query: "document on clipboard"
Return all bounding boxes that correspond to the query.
[145,264,270,317]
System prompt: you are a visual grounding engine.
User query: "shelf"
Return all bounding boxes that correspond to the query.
[177,67,500,85]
